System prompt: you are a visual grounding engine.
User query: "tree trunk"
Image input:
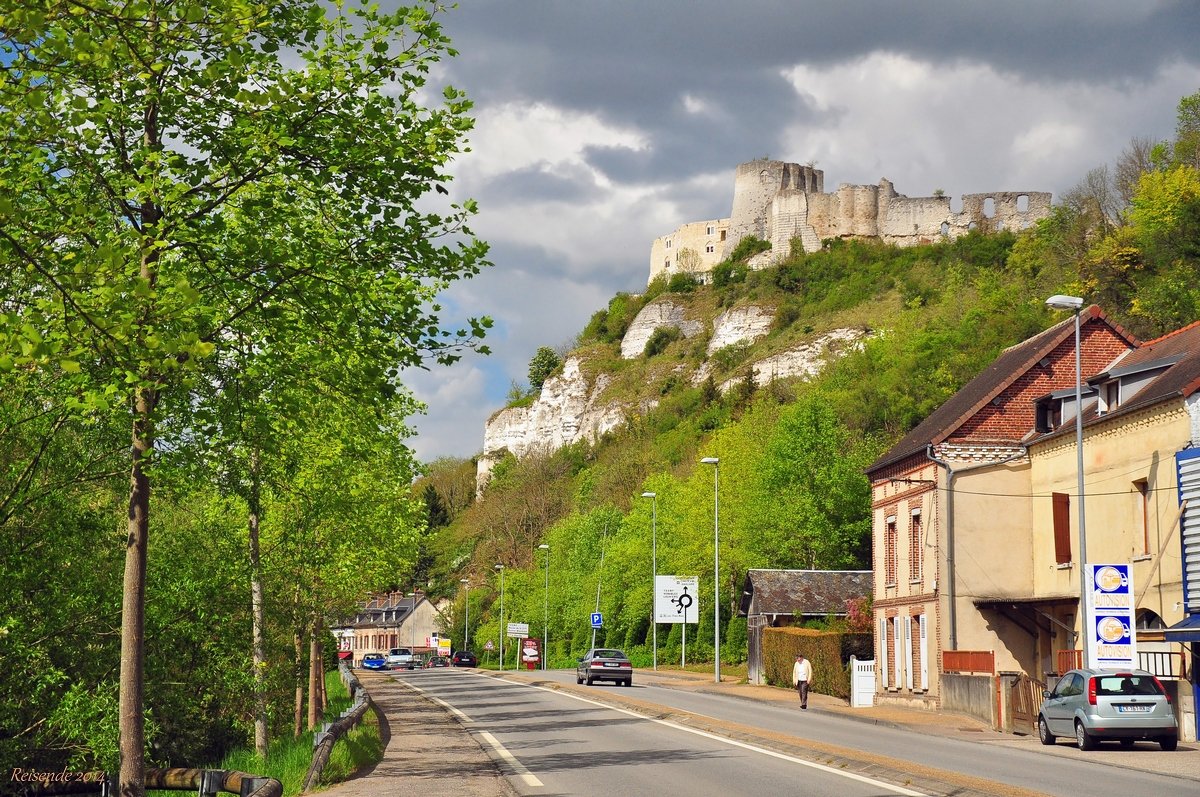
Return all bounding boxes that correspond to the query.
[307,621,321,730]
[249,450,268,757]
[293,624,305,738]
[118,396,153,797]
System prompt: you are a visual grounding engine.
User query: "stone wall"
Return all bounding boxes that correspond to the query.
[649,159,1053,284]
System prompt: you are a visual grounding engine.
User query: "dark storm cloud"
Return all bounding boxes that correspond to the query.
[479,162,602,204]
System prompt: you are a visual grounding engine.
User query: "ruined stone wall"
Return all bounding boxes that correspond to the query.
[649,160,1053,284]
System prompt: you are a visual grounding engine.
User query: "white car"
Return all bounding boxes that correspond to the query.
[386,647,416,670]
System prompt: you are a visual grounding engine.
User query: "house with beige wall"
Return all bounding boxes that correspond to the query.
[865,307,1137,707]
[866,309,1200,741]
[336,590,443,665]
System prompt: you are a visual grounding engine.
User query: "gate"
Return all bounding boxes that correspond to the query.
[746,614,768,684]
[1009,673,1045,734]
[850,655,876,707]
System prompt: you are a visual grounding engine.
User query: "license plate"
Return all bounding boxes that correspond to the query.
[1117,705,1151,713]
[603,662,619,667]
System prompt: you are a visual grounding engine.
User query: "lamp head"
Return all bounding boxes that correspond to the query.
[1045,294,1083,311]
[538,544,549,550]
[460,578,469,584]
[494,563,503,571]
[641,491,656,498]
[701,457,719,465]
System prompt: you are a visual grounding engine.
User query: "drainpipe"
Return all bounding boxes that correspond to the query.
[926,443,1028,651]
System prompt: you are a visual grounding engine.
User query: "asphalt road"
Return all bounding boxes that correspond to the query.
[392,667,1200,797]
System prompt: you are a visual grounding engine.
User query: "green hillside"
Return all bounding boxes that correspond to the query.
[416,90,1200,669]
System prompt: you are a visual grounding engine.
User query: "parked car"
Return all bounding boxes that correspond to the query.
[387,647,416,670]
[576,648,633,687]
[424,656,450,668]
[360,652,388,671]
[1038,668,1177,751]
[451,650,478,667]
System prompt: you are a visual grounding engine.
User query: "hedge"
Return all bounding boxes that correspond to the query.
[761,627,872,699]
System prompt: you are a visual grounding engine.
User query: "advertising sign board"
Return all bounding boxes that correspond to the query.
[1086,563,1137,669]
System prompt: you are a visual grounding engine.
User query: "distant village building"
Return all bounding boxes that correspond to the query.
[649,159,1053,285]
[333,590,443,666]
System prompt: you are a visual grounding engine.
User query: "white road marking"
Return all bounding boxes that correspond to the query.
[478,730,544,787]
[470,672,927,797]
[401,680,473,722]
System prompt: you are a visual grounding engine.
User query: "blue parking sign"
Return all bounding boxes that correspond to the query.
[590,612,603,628]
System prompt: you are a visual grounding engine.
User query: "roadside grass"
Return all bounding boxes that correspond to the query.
[149,670,381,797]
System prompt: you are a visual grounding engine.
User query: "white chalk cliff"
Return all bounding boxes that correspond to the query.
[478,301,865,492]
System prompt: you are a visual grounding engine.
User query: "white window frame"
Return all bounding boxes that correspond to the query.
[919,613,929,690]
[892,615,903,690]
[879,617,889,688]
[903,615,914,690]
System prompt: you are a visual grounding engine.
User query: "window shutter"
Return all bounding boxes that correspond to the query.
[1052,491,1071,564]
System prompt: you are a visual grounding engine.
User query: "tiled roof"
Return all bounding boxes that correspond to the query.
[866,306,1138,474]
[738,569,872,616]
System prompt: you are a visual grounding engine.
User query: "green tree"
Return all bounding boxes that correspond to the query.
[0,2,487,791]
[528,347,562,391]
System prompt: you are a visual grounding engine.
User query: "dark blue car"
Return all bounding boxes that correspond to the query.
[360,652,387,670]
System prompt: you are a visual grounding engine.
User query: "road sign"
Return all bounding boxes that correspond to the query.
[507,622,529,638]
[590,612,603,628]
[655,576,699,623]
[484,640,494,651]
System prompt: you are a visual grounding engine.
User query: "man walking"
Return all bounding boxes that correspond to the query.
[792,653,812,709]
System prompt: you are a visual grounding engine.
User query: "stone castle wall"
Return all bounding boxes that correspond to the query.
[649,160,1052,285]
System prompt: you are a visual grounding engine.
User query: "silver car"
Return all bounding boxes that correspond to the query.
[1038,668,1177,751]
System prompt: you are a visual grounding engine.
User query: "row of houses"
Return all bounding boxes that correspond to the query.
[858,305,1198,738]
[332,590,445,664]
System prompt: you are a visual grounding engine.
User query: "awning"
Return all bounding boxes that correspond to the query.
[973,596,1079,640]
[1163,614,1200,643]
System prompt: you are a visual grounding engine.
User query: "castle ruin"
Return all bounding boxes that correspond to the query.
[648,160,1052,284]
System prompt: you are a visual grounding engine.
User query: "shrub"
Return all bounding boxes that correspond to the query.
[644,326,682,357]
[761,627,873,698]
[729,235,771,263]
[667,272,699,293]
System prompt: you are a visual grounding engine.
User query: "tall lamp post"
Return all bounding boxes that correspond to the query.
[460,578,470,654]
[641,491,658,671]
[1046,294,1090,669]
[701,457,720,683]
[539,544,550,670]
[495,564,505,670]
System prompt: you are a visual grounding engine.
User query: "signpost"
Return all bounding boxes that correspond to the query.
[507,622,530,638]
[521,637,540,670]
[656,576,698,667]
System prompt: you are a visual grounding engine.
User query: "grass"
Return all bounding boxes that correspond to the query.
[149,670,382,797]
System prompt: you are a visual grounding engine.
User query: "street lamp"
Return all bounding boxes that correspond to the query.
[539,544,550,671]
[460,578,470,654]
[701,457,720,683]
[1046,294,1090,669]
[495,564,505,671]
[641,491,658,671]
[406,592,416,653]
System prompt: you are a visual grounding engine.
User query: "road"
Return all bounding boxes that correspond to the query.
[392,667,1200,797]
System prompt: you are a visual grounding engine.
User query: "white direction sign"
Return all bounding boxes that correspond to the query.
[655,575,699,624]
[506,622,530,638]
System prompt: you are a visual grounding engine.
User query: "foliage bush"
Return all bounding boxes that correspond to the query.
[668,272,700,293]
[761,627,873,699]
[728,234,771,263]
[644,326,682,357]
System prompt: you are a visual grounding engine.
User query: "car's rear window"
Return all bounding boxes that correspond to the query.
[594,649,625,659]
[1095,675,1163,696]
[389,648,411,656]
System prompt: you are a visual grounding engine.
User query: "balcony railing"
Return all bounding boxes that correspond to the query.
[941,650,995,675]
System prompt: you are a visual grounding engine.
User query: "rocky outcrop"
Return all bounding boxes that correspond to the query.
[477,296,866,493]
[693,327,868,393]
[620,298,705,359]
[707,305,775,355]
[477,356,631,492]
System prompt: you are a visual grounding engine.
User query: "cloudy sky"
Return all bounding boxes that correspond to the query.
[399,0,1200,463]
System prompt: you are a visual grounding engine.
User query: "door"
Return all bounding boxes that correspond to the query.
[1043,672,1081,735]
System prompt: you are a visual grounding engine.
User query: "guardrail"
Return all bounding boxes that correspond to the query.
[300,664,373,793]
[17,768,281,796]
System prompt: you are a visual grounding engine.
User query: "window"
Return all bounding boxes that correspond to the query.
[1100,380,1119,414]
[1036,399,1062,433]
[706,224,715,235]
[909,511,922,582]
[1052,491,1071,564]
[705,242,715,253]
[1134,479,1150,555]
[885,516,897,585]
[720,230,727,241]
[665,238,673,249]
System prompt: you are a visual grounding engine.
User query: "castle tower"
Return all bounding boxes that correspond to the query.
[723,160,823,260]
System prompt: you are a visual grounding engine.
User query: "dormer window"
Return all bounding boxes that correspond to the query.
[1098,380,1119,414]
[1035,399,1062,433]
